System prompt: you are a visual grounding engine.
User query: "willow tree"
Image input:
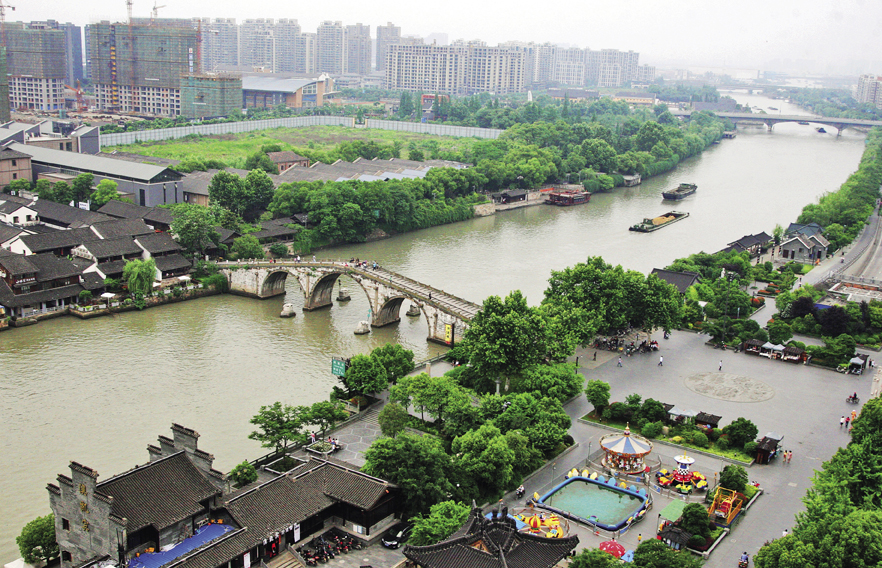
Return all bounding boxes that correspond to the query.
[122,258,156,296]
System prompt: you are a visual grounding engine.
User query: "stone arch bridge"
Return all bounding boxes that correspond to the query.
[219,260,481,344]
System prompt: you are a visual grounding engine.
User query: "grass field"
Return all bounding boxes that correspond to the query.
[103,126,481,168]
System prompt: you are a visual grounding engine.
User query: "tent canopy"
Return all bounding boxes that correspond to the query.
[668,407,698,418]
[850,357,866,366]
[762,342,785,351]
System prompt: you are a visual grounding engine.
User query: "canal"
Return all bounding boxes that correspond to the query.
[0,93,869,560]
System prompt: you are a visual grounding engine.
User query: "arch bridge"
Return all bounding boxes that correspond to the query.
[219,260,481,344]
[671,110,882,136]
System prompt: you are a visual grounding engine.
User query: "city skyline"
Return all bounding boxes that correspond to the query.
[12,0,882,75]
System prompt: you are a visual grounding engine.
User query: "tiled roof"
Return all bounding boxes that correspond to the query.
[251,225,298,240]
[810,233,830,248]
[10,143,183,183]
[0,200,30,214]
[782,234,814,249]
[27,253,82,281]
[144,208,175,226]
[97,200,153,219]
[81,237,143,259]
[98,452,220,532]
[19,228,97,253]
[404,506,578,568]
[214,227,238,245]
[650,269,701,294]
[81,272,106,291]
[0,250,37,275]
[311,462,391,510]
[154,254,191,272]
[29,200,113,228]
[267,151,307,163]
[0,147,32,161]
[90,219,154,239]
[96,260,127,277]
[136,232,182,254]
[695,412,722,426]
[0,280,83,308]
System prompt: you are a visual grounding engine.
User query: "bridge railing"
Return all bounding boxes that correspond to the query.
[218,258,481,316]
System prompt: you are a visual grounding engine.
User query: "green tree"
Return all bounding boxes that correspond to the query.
[228,461,258,488]
[722,417,758,449]
[767,320,793,345]
[569,548,621,568]
[773,224,784,245]
[268,243,289,257]
[248,402,306,453]
[208,171,251,217]
[244,151,278,175]
[122,258,156,296]
[90,179,121,209]
[245,168,277,214]
[6,178,31,195]
[16,514,58,564]
[378,402,410,438]
[344,353,389,396]
[719,464,749,493]
[632,539,702,568]
[362,433,455,516]
[230,235,264,260]
[409,501,471,546]
[585,380,611,415]
[370,343,415,383]
[52,181,73,204]
[679,502,711,538]
[71,172,94,202]
[305,400,348,436]
[514,363,583,402]
[451,423,516,496]
[170,204,220,257]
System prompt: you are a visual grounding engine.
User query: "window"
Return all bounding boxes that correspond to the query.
[62,518,70,530]
[11,159,15,166]
[62,551,72,562]
[12,173,16,179]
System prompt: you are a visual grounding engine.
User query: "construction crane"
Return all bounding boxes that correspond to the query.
[125,0,133,24]
[0,0,15,48]
[65,80,86,112]
[150,1,166,22]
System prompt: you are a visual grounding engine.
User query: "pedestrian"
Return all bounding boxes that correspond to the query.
[428,292,432,300]
[782,529,788,538]
[846,416,851,429]
[637,534,642,544]
[658,355,663,366]
[617,357,623,367]
[312,255,316,262]
[840,415,845,428]
[593,351,597,361]
[787,450,793,463]
[852,410,857,421]
[719,360,723,371]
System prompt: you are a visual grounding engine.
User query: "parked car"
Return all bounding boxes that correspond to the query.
[381,522,413,549]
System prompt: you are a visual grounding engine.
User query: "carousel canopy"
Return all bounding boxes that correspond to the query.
[600,429,653,456]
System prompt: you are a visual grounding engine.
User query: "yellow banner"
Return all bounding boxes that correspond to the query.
[445,324,452,343]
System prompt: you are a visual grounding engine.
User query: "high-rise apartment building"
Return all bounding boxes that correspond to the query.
[201,18,239,72]
[386,42,524,95]
[375,22,400,72]
[595,49,639,87]
[5,23,68,111]
[0,47,9,122]
[26,20,83,86]
[180,73,242,118]
[553,47,587,86]
[344,23,371,75]
[295,32,317,75]
[316,21,344,75]
[857,75,882,109]
[275,19,301,73]
[88,20,199,115]
[239,19,277,70]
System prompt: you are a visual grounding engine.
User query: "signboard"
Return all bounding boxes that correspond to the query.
[243,552,250,568]
[293,523,301,542]
[331,357,347,377]
[444,324,453,344]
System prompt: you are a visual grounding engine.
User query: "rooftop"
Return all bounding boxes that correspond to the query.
[9,143,183,184]
[90,219,154,239]
[80,237,143,259]
[19,227,98,253]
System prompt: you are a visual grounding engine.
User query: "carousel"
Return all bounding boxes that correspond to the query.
[599,424,654,474]
[655,454,708,493]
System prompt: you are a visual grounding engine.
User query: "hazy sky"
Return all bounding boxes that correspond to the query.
[15,0,882,73]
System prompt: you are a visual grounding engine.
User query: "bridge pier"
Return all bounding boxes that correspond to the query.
[220,262,478,344]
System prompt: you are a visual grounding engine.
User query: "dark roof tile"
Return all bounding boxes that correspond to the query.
[90,219,154,239]
[30,200,113,228]
[136,232,182,254]
[154,254,191,272]
[80,237,143,259]
[19,228,97,253]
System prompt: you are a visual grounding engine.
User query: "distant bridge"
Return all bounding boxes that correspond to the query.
[219,260,481,344]
[671,110,882,135]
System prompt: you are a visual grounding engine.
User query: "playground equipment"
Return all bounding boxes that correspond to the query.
[599,424,654,474]
[708,486,745,527]
[655,455,708,493]
[513,510,569,538]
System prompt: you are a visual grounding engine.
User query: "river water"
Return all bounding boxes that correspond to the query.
[0,93,869,560]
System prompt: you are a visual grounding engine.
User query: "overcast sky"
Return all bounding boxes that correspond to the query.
[15,0,882,74]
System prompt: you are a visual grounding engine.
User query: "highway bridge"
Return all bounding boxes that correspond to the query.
[671,110,882,135]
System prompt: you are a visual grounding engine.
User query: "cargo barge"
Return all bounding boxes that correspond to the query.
[629,211,690,232]
[662,183,697,200]
[545,189,591,206]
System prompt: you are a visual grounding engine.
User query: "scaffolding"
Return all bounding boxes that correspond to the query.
[180,73,242,119]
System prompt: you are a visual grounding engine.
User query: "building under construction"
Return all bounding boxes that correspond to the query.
[0,47,9,122]
[4,23,68,111]
[180,73,242,118]
[88,20,200,116]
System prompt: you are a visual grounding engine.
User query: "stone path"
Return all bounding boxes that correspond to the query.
[330,406,383,467]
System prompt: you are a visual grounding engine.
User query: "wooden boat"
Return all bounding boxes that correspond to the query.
[545,189,591,206]
[816,127,827,133]
[798,121,810,125]
[662,183,697,200]
[630,211,690,232]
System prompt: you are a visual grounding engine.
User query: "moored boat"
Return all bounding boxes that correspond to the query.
[630,211,690,232]
[816,127,827,133]
[545,189,591,206]
[798,121,810,125]
[662,183,697,200]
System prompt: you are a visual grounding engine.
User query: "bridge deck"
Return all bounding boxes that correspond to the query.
[671,110,882,127]
[221,260,482,321]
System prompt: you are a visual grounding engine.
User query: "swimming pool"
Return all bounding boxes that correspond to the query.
[537,476,648,531]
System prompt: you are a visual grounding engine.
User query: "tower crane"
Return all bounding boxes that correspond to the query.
[0,0,15,48]
[151,1,166,22]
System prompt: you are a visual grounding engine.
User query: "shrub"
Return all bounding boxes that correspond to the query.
[228,461,258,488]
[204,273,230,293]
[641,421,663,439]
[707,428,721,442]
[692,432,709,448]
[719,464,748,493]
[671,436,684,444]
[716,437,730,450]
[193,260,219,278]
[269,243,289,257]
[78,290,93,304]
[743,441,759,456]
[688,534,707,549]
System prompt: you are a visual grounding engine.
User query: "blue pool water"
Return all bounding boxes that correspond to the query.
[538,477,647,531]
